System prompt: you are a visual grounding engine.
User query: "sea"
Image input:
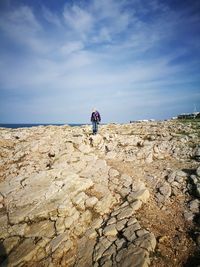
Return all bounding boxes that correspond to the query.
[0,123,85,129]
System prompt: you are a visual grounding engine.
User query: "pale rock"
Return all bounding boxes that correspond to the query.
[105,151,117,159]
[167,172,176,183]
[117,207,134,220]
[91,218,104,229]
[93,237,112,261]
[71,209,80,222]
[175,170,187,177]
[3,236,20,254]
[117,246,149,267]
[90,135,103,147]
[196,166,200,177]
[106,236,117,242]
[136,229,149,237]
[57,203,71,217]
[118,187,131,198]
[188,199,200,215]
[103,224,118,236]
[94,194,116,215]
[0,214,8,239]
[130,199,142,212]
[127,217,137,226]
[8,238,44,266]
[102,243,116,258]
[55,239,72,259]
[127,189,150,203]
[107,217,116,225]
[85,197,98,208]
[80,210,92,225]
[110,178,120,185]
[134,233,156,252]
[120,174,132,187]
[85,228,97,239]
[55,217,66,234]
[159,182,171,198]
[184,211,194,221]
[116,219,127,231]
[71,160,87,172]
[36,247,46,261]
[146,152,153,163]
[73,222,86,237]
[50,232,69,252]
[78,144,92,154]
[123,223,141,242]
[64,217,74,229]
[72,192,88,211]
[109,168,119,177]
[74,236,96,267]
[9,223,27,237]
[115,238,127,251]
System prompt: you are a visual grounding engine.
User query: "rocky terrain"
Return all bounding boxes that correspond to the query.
[0,120,199,267]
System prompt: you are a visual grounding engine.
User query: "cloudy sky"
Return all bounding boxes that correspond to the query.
[0,0,200,123]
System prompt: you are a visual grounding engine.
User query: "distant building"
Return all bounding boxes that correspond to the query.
[177,112,200,120]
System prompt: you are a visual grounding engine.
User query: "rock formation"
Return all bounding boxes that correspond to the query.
[0,121,199,266]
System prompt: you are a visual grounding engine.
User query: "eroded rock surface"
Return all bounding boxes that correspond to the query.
[0,121,199,266]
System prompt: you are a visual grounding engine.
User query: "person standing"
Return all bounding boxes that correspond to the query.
[91,108,101,134]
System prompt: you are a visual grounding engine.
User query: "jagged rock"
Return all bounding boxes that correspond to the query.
[2,121,198,266]
[94,194,116,215]
[194,146,200,161]
[107,217,117,225]
[25,220,55,238]
[72,192,88,211]
[7,238,49,266]
[115,238,127,250]
[103,224,118,236]
[49,232,70,253]
[117,246,149,267]
[117,207,134,220]
[74,236,96,267]
[130,199,142,211]
[85,196,98,208]
[3,236,20,254]
[123,224,138,242]
[196,166,200,177]
[158,182,172,198]
[93,237,112,261]
[109,168,119,177]
[134,233,156,252]
[184,211,194,221]
[188,199,200,213]
[0,214,8,239]
[116,219,128,231]
[127,189,150,203]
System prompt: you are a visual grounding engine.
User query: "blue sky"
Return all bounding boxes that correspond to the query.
[0,0,200,123]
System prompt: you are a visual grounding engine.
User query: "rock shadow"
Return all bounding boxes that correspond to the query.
[0,242,8,266]
[183,250,200,267]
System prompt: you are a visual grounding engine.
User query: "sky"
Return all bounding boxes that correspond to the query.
[0,0,200,123]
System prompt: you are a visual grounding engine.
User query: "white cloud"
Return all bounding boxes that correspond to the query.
[63,4,93,36]
[60,41,84,55]
[42,6,62,27]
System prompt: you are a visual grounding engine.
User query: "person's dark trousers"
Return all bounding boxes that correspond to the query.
[92,121,98,134]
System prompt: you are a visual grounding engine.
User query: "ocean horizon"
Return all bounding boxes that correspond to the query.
[0,123,87,129]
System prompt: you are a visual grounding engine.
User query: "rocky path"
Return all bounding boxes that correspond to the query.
[0,121,199,266]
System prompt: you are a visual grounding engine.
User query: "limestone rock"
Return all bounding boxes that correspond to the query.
[127,189,150,203]
[85,197,98,208]
[158,182,172,198]
[103,224,118,237]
